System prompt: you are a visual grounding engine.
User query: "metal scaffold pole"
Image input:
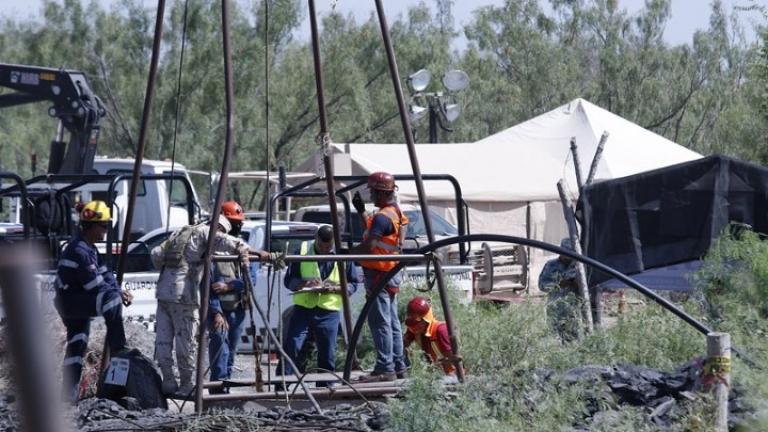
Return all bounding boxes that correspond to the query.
[307,0,355,349]
[372,0,463,382]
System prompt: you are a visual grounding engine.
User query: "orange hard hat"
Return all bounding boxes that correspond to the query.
[367,171,396,192]
[221,200,245,221]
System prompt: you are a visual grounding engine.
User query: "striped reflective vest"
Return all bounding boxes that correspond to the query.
[415,320,456,375]
[360,204,408,272]
[293,241,342,311]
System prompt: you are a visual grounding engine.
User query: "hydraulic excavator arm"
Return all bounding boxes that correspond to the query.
[0,63,106,175]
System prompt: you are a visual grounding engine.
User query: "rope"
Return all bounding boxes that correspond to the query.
[166,0,190,234]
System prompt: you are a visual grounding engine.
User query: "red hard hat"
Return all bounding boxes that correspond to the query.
[367,171,396,192]
[221,200,244,221]
[407,296,431,318]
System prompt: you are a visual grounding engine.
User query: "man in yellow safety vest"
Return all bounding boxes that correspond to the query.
[280,225,362,386]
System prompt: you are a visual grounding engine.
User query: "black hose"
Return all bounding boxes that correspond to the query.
[343,234,762,380]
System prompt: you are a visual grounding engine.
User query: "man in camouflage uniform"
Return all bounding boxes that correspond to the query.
[151,214,250,395]
[538,238,582,342]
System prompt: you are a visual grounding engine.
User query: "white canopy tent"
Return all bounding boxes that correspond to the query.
[298,98,702,287]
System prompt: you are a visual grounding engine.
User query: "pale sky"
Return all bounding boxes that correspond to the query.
[1,0,765,47]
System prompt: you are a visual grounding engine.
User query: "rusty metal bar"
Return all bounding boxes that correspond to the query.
[214,253,430,263]
[195,0,236,413]
[116,0,166,285]
[307,0,354,349]
[108,0,166,388]
[203,386,402,401]
[372,0,462,383]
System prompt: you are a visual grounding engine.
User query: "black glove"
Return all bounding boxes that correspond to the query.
[352,191,366,215]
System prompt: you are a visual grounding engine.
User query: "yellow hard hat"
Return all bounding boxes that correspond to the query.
[80,200,111,223]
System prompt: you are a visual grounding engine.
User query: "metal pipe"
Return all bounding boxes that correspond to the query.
[308,0,353,348]
[203,386,402,401]
[431,259,464,382]
[344,233,732,380]
[116,0,166,286]
[0,246,63,432]
[246,271,323,412]
[341,0,466,366]
[195,0,236,413]
[214,253,429,263]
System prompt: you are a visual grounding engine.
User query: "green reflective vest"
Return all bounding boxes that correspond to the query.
[293,241,342,311]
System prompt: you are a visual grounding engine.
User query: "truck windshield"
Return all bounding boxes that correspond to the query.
[163,173,191,207]
[403,210,458,236]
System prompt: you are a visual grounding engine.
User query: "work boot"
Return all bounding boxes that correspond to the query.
[161,378,178,395]
[177,382,196,397]
[395,369,409,379]
[357,370,396,383]
[160,368,178,395]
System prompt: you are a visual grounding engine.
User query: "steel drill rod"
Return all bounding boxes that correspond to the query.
[195,0,236,413]
[116,0,166,285]
[431,259,465,382]
[213,253,429,262]
[246,278,324,413]
[203,386,402,401]
[307,0,354,349]
[372,1,459,371]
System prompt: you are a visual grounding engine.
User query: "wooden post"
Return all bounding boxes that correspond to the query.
[585,131,609,185]
[569,137,584,195]
[557,180,593,334]
[707,332,731,432]
[583,131,609,326]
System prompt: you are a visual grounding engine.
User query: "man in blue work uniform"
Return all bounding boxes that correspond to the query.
[55,200,133,402]
[206,200,264,394]
[280,225,362,386]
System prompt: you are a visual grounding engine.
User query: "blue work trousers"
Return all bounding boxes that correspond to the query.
[365,270,406,374]
[282,306,341,375]
[208,308,246,391]
[55,289,126,402]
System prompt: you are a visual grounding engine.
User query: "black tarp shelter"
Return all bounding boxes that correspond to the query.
[578,155,768,289]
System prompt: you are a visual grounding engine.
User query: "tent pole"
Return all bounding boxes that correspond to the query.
[525,201,531,294]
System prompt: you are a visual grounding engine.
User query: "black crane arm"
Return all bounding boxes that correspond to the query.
[0,63,107,175]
